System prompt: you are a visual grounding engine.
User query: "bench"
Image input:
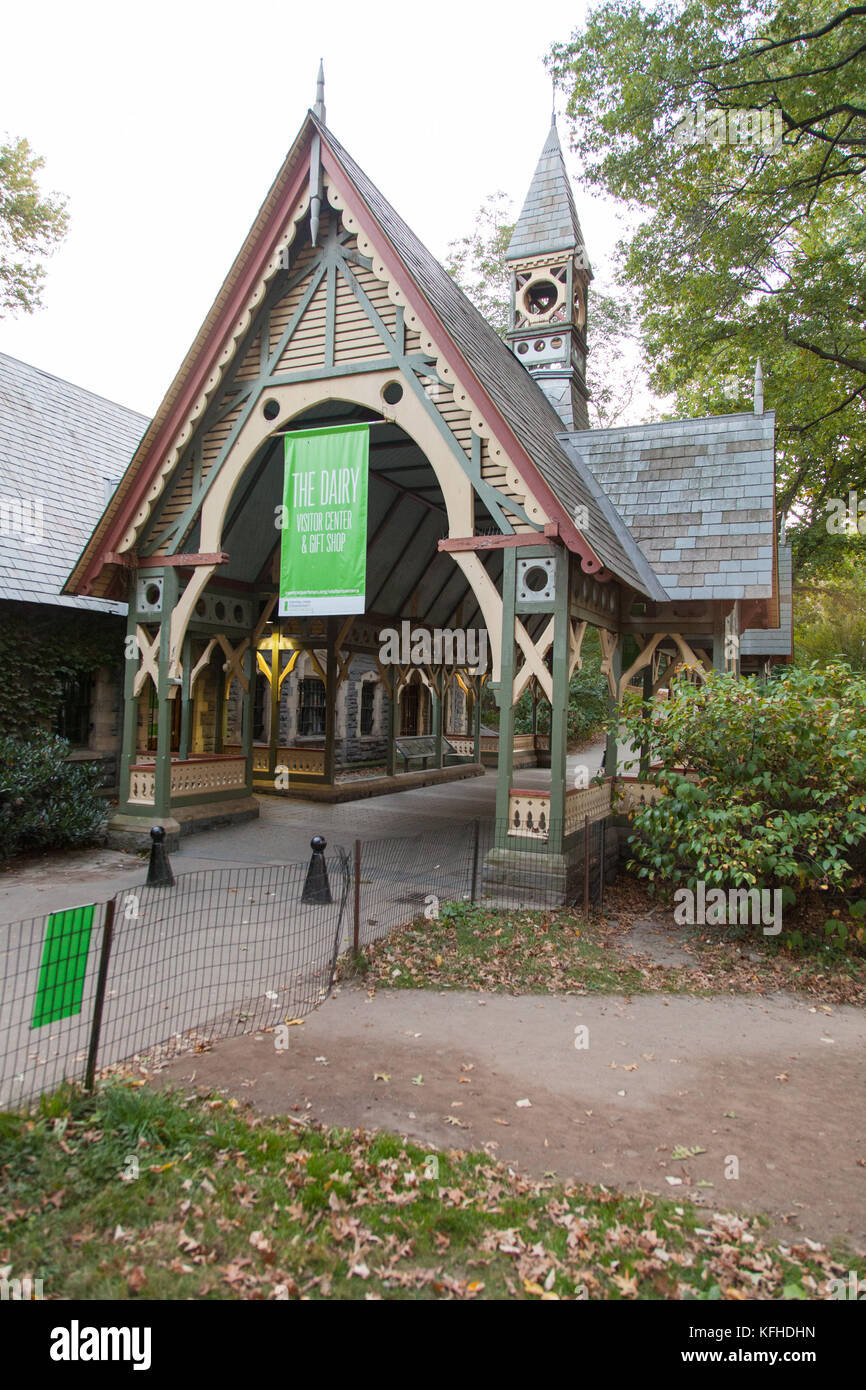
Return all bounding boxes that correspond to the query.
[394,734,455,771]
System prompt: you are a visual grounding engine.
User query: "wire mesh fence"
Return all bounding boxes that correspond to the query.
[0,815,613,1107]
[0,855,350,1109]
[349,815,614,951]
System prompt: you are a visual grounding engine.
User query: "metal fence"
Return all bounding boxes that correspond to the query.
[0,857,350,1108]
[0,816,612,1107]
[349,815,614,951]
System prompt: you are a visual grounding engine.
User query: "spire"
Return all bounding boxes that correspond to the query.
[314,59,326,124]
[754,357,764,415]
[506,121,588,265]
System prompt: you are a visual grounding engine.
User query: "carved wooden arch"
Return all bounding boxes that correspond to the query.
[168,372,507,686]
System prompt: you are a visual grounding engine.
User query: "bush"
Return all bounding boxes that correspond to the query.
[617,664,866,945]
[0,732,107,858]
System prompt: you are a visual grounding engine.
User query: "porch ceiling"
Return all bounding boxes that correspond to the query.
[215,403,504,630]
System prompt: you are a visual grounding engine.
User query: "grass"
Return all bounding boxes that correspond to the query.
[1,1080,858,1301]
[350,902,648,996]
[348,896,866,1007]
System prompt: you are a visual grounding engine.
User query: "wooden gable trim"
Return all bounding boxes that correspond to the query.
[318,140,607,579]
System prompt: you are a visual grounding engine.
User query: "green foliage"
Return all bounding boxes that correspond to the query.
[482,629,609,745]
[548,1,866,542]
[445,192,515,336]
[0,731,107,858]
[793,544,866,671]
[0,607,122,738]
[617,665,866,942]
[0,134,69,316]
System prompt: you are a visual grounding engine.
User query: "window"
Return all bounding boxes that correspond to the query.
[298,677,326,736]
[54,673,92,747]
[360,682,375,735]
[400,682,419,736]
[252,675,267,742]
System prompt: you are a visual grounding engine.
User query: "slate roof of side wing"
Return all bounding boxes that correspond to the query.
[0,352,148,613]
[559,413,776,602]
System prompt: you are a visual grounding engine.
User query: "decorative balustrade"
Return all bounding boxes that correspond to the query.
[223,745,326,776]
[128,755,247,805]
[507,778,613,841]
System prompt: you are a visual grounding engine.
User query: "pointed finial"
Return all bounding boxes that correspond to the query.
[314,59,326,123]
[551,72,557,126]
[754,357,764,415]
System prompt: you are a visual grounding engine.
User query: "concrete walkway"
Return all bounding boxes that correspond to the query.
[161,984,866,1254]
[0,742,606,923]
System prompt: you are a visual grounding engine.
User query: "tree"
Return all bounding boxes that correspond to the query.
[793,539,866,668]
[548,1,866,541]
[446,195,647,427]
[0,135,69,316]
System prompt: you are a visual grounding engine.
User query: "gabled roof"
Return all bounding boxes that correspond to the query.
[0,352,147,613]
[505,119,588,264]
[560,413,777,602]
[66,110,659,600]
[315,118,660,598]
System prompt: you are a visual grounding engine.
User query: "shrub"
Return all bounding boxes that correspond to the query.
[616,664,866,945]
[0,732,107,858]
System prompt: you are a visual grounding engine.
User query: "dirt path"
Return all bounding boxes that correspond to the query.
[160,984,866,1254]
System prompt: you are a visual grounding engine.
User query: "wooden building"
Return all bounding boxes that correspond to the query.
[63,75,787,889]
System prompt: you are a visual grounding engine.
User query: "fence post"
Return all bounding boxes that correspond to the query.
[598,819,606,910]
[353,838,361,952]
[583,814,590,913]
[470,818,480,902]
[85,898,116,1092]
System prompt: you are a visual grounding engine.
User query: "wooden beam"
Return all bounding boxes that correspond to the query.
[439,534,556,554]
[106,551,229,569]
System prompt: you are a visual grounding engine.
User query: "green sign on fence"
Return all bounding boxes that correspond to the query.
[279,423,369,616]
[31,905,95,1029]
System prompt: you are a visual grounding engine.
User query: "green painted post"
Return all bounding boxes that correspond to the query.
[178,632,192,761]
[153,567,179,820]
[433,667,444,769]
[324,617,337,785]
[494,546,518,834]
[118,592,142,815]
[385,670,397,777]
[547,547,571,853]
[604,633,622,780]
[242,640,254,793]
[269,638,280,779]
[472,677,482,763]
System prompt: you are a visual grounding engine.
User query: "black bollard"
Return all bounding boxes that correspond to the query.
[301,835,331,904]
[146,824,175,887]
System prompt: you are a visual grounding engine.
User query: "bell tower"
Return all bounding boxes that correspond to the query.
[505,116,592,430]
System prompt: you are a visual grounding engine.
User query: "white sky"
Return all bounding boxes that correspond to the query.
[0,0,643,419]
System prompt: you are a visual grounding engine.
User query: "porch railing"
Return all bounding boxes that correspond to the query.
[128,754,247,805]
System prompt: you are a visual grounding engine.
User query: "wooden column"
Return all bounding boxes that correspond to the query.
[324,617,337,784]
[178,632,192,761]
[242,640,254,794]
[472,677,482,763]
[153,567,179,820]
[433,668,444,769]
[494,546,518,831]
[547,547,571,851]
[269,635,280,778]
[117,594,142,815]
[604,633,622,779]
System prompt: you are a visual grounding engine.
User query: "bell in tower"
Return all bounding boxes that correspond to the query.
[505,116,592,430]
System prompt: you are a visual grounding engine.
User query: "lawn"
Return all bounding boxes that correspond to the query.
[348,892,866,1006]
[0,1081,859,1301]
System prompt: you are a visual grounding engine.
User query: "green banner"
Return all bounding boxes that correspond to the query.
[279,423,369,616]
[31,905,95,1029]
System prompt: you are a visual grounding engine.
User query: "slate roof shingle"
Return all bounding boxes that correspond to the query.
[506,121,588,264]
[559,413,776,602]
[0,352,148,613]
